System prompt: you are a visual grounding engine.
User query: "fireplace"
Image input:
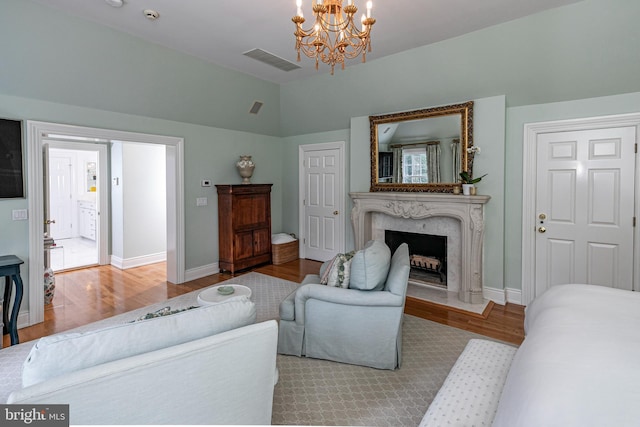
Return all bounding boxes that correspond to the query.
[385,230,447,288]
[350,192,490,304]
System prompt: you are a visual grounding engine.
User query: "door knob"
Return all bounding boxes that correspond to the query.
[538,226,546,233]
[44,219,56,225]
[333,211,339,215]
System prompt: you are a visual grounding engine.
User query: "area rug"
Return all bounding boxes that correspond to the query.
[200,273,497,426]
[273,313,490,426]
[1,272,504,426]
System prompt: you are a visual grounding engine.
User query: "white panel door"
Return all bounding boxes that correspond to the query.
[535,127,636,297]
[48,153,74,240]
[304,147,343,261]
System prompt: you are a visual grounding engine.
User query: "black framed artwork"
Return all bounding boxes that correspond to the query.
[0,118,24,198]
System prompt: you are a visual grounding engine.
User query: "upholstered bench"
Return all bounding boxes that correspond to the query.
[419,339,517,427]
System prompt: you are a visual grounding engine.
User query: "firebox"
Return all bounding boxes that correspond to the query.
[385,230,447,288]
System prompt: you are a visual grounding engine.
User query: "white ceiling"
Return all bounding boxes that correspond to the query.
[31,0,581,84]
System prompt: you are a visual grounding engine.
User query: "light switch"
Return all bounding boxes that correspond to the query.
[196,197,208,206]
[12,209,28,220]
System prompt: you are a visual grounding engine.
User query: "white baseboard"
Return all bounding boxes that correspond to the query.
[483,287,506,305]
[110,255,124,269]
[483,286,523,306]
[16,310,30,330]
[111,252,167,270]
[505,287,522,305]
[185,263,220,282]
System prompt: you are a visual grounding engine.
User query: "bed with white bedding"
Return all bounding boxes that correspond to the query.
[493,284,640,427]
[423,284,640,427]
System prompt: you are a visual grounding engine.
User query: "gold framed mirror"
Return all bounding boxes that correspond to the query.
[370,101,474,192]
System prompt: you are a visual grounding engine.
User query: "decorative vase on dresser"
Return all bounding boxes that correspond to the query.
[235,155,255,184]
[216,184,272,274]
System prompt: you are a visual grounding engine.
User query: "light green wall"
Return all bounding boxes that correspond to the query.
[0,0,285,309]
[349,96,506,290]
[280,0,640,136]
[121,143,167,259]
[0,93,283,313]
[1,0,281,137]
[280,96,506,292]
[2,0,640,319]
[281,130,350,236]
[278,0,640,297]
[504,91,640,290]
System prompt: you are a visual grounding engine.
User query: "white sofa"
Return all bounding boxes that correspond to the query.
[1,297,279,425]
[421,284,640,427]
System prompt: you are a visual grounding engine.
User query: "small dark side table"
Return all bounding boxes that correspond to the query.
[1,255,24,346]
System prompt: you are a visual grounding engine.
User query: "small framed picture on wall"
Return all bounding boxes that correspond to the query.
[0,118,24,198]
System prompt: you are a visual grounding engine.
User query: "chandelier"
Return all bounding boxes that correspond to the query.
[292,0,376,74]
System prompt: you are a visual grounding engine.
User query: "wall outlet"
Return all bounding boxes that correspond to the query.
[12,209,28,220]
[196,197,208,206]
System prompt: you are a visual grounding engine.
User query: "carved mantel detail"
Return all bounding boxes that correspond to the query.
[384,201,433,218]
[350,192,490,304]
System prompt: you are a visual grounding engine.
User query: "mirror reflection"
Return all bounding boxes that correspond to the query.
[370,101,474,192]
[86,162,97,192]
[377,115,461,184]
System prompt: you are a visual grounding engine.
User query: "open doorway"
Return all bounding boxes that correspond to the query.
[27,121,185,327]
[45,141,104,271]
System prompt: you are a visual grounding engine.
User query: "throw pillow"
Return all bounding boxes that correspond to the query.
[130,306,198,322]
[349,240,391,291]
[22,297,256,388]
[320,255,338,285]
[271,233,296,244]
[325,251,355,288]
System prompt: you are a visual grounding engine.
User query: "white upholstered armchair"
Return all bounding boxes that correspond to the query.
[277,241,410,369]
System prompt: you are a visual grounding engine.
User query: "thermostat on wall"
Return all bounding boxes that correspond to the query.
[201,179,211,187]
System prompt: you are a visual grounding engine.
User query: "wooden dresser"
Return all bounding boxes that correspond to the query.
[216,184,272,273]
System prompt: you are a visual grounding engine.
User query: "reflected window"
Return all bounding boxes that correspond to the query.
[402,148,428,183]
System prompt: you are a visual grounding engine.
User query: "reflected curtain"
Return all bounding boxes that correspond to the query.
[392,147,402,183]
[426,144,441,183]
[451,139,461,182]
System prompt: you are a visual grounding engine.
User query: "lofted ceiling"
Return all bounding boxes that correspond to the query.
[31,0,581,84]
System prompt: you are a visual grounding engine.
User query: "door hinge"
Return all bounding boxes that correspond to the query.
[303,237,306,244]
[635,143,638,154]
[634,217,636,227]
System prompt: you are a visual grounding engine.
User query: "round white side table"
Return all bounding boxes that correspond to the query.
[197,284,252,306]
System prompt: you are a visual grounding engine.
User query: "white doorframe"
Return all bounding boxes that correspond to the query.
[298,141,347,259]
[45,140,109,266]
[27,121,185,326]
[521,113,640,305]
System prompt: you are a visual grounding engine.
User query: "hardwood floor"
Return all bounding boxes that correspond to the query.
[3,259,524,347]
[405,298,524,345]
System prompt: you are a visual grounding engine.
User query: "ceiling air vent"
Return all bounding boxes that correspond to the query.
[243,49,301,72]
[249,101,264,115]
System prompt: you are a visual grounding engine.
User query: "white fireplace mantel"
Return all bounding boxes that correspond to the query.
[350,192,490,304]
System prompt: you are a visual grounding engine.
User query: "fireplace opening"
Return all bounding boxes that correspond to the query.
[385,230,447,289]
